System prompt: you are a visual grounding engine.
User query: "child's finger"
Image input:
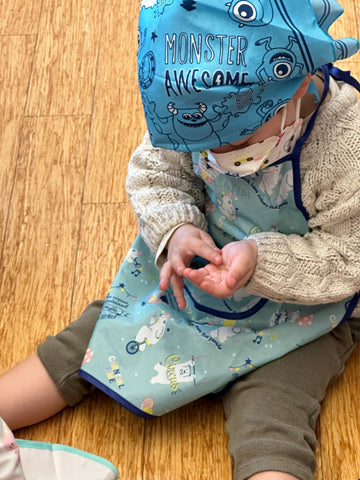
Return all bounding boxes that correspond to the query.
[225,272,238,290]
[191,241,222,265]
[159,262,172,291]
[182,267,203,283]
[170,275,187,310]
[171,254,187,276]
[226,259,252,290]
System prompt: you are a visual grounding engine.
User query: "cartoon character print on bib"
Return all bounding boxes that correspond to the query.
[80,156,358,417]
[80,232,357,418]
[80,65,360,418]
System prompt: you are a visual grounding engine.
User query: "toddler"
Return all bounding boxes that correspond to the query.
[1,1,360,479]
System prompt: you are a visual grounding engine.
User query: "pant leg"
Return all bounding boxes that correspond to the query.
[37,300,104,406]
[222,318,359,480]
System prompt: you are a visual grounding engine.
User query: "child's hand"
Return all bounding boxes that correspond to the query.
[183,240,258,298]
[159,224,222,309]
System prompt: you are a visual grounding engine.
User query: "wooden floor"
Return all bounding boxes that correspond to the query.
[0,1,359,479]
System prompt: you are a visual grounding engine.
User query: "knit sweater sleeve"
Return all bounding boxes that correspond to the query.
[126,132,207,256]
[246,84,360,306]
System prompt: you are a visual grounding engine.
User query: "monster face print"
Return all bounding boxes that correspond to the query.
[226,0,273,27]
[138,0,359,151]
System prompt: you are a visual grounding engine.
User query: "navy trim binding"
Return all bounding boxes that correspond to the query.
[280,63,332,222]
[290,64,360,221]
[184,285,268,319]
[338,292,360,326]
[78,369,156,419]
[327,63,360,91]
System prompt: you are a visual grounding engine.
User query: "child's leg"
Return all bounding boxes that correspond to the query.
[0,300,104,430]
[223,318,359,480]
[0,353,67,430]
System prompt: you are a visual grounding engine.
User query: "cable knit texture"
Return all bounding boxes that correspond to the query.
[126,82,360,312]
[126,136,207,253]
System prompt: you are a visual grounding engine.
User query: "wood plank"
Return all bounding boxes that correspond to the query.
[0,115,90,368]
[315,423,323,480]
[71,203,138,321]
[0,0,42,35]
[58,203,144,478]
[59,391,145,479]
[84,0,146,204]
[144,398,232,480]
[1,0,360,478]
[337,60,360,74]
[0,36,35,121]
[26,0,105,116]
[0,35,36,247]
[0,115,90,444]
[329,0,359,64]
[318,346,360,480]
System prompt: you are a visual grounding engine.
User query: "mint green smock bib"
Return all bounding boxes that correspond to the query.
[80,65,360,417]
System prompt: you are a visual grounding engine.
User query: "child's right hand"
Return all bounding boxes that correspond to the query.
[183,239,258,298]
[159,224,222,310]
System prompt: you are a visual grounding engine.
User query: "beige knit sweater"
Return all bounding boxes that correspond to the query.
[126,82,360,314]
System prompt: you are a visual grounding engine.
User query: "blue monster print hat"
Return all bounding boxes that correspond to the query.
[138,0,359,152]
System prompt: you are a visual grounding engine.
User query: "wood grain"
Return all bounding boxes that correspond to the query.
[0,0,42,35]
[329,0,359,52]
[70,203,138,326]
[1,0,360,479]
[0,116,90,365]
[0,35,35,248]
[60,203,144,479]
[319,346,360,480]
[144,398,232,480]
[84,0,146,204]
[26,0,105,116]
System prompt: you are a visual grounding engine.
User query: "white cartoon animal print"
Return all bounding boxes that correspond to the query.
[218,191,236,220]
[150,356,196,385]
[135,312,170,351]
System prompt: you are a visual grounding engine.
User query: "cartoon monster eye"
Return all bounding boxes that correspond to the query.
[232,1,257,22]
[182,113,192,120]
[274,62,292,79]
[234,157,253,166]
[192,112,203,120]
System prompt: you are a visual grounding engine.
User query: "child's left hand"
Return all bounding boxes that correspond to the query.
[183,240,258,298]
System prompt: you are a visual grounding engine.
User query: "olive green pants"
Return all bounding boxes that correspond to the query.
[38,300,360,480]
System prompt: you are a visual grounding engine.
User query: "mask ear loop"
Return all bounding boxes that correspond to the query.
[280,98,301,133]
[295,97,301,121]
[280,104,288,132]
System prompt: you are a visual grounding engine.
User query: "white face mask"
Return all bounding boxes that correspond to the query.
[208,99,303,176]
